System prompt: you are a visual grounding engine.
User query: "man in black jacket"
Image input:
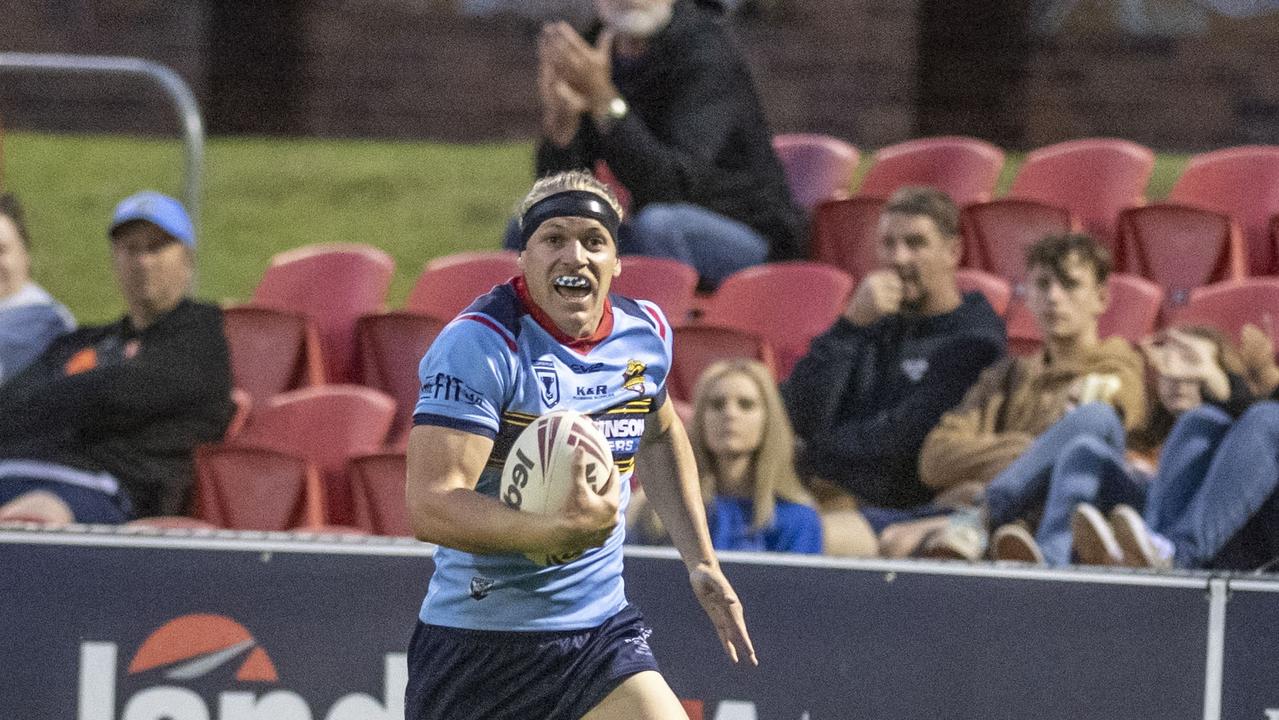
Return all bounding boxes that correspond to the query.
[782,187,1006,537]
[524,0,803,288]
[0,191,232,523]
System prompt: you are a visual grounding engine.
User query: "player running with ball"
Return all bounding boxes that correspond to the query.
[404,170,755,719]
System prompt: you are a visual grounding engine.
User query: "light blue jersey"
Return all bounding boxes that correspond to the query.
[413,280,672,631]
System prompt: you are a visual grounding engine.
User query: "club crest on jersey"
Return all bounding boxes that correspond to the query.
[469,576,496,600]
[901,357,929,383]
[622,359,647,394]
[533,359,560,406]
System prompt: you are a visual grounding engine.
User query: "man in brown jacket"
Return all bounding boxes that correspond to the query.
[911,233,1146,560]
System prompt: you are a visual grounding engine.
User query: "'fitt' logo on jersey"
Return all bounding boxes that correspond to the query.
[622,360,647,395]
[422,372,483,406]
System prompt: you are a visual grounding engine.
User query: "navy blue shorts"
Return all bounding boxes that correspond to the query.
[0,478,131,523]
[404,604,662,720]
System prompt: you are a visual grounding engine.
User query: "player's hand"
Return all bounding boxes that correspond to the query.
[557,447,620,554]
[688,562,757,666]
[844,270,903,326]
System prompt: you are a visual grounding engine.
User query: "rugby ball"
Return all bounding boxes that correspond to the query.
[499,410,613,565]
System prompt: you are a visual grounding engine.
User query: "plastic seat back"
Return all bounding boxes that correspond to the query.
[960,199,1078,284]
[1010,138,1154,247]
[700,262,853,378]
[406,251,519,320]
[610,256,700,325]
[223,306,325,405]
[668,325,777,402]
[193,445,326,531]
[857,136,1005,206]
[348,452,412,536]
[809,197,886,281]
[954,268,1013,317]
[772,133,860,209]
[354,312,448,447]
[1168,145,1279,275]
[1174,278,1279,345]
[232,386,397,525]
[251,243,394,384]
[1116,204,1246,315]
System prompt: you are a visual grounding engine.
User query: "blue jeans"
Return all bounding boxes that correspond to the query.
[985,403,1127,533]
[1035,437,1147,566]
[504,202,769,288]
[1151,402,1279,569]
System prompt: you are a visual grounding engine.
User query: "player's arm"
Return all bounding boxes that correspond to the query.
[405,424,618,557]
[637,400,758,665]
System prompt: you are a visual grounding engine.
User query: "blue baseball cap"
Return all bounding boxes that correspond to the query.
[108,191,195,249]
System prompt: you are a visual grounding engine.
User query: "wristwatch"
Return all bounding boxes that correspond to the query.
[596,96,628,133]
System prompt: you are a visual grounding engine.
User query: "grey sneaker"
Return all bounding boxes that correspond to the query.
[920,510,988,562]
[1109,504,1174,569]
[992,522,1044,564]
[1071,503,1123,566]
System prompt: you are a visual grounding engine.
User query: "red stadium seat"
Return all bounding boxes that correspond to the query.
[772,133,860,210]
[809,196,885,281]
[1005,273,1165,356]
[1174,278,1279,345]
[594,160,632,213]
[231,386,397,525]
[960,199,1079,283]
[610,256,700,324]
[955,268,1013,317]
[222,306,325,405]
[1166,145,1279,276]
[668,324,777,402]
[251,243,394,384]
[354,311,447,448]
[193,445,326,531]
[1115,204,1246,316]
[348,452,412,536]
[699,262,853,379]
[1009,138,1154,249]
[856,136,1005,206]
[406,251,519,320]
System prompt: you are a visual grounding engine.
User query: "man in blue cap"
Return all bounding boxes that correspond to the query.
[0,191,232,524]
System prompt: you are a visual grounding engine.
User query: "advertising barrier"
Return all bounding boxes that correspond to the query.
[0,529,1272,719]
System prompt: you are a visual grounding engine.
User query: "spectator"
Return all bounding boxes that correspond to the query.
[0,191,232,524]
[915,233,1146,560]
[989,326,1254,565]
[1074,331,1279,571]
[781,186,1005,545]
[517,0,804,288]
[0,193,74,383]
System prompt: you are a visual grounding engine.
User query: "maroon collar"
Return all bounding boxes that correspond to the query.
[512,276,614,353]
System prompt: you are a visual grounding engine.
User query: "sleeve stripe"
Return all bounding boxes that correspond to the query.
[413,412,498,439]
[458,312,517,352]
[636,300,668,340]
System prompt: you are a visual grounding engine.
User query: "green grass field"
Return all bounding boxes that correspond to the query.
[2,131,1189,324]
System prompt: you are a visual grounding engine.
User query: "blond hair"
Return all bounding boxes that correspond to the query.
[688,359,812,531]
[516,170,625,228]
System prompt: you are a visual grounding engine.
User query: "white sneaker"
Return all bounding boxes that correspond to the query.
[1071,503,1123,566]
[1109,504,1174,569]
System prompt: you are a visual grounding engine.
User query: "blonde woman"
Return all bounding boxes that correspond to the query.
[687,359,823,553]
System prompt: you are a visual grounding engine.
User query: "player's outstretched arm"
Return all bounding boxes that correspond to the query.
[637,401,758,666]
[405,424,617,556]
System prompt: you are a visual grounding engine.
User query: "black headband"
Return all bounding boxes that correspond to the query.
[518,190,621,249]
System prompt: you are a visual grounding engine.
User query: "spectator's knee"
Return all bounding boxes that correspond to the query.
[1064,401,1124,442]
[628,203,684,255]
[1178,403,1233,432]
[1058,434,1113,466]
[1236,401,1279,441]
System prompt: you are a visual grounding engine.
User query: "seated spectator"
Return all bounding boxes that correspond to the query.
[0,192,74,383]
[633,359,854,554]
[781,186,1005,544]
[914,232,1147,560]
[0,191,232,524]
[988,325,1254,565]
[512,0,804,287]
[1074,331,1279,571]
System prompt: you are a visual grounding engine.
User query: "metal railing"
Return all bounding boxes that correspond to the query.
[0,53,204,222]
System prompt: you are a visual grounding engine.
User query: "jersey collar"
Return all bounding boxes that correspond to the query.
[512,276,614,353]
